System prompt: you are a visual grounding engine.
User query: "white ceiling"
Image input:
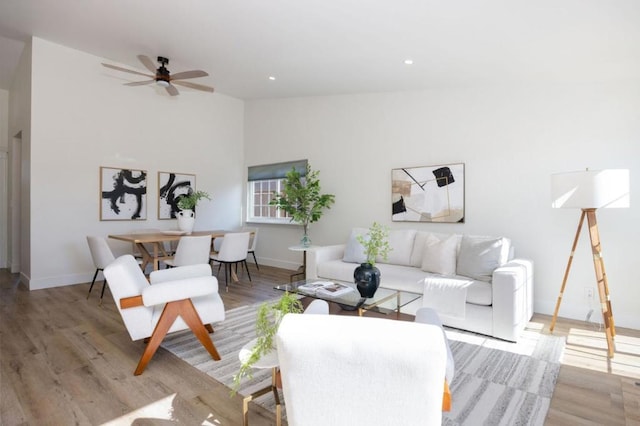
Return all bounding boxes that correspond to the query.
[0,0,639,100]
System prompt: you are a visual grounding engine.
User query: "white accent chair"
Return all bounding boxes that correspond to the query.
[162,235,212,268]
[86,236,116,302]
[276,314,448,426]
[210,232,252,291]
[103,255,225,375]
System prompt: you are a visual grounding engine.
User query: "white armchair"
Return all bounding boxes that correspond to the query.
[276,314,448,426]
[103,254,225,375]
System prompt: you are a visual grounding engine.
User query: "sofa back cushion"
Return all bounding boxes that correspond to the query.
[410,232,461,267]
[342,228,369,264]
[377,229,416,266]
[420,234,458,275]
[456,235,511,282]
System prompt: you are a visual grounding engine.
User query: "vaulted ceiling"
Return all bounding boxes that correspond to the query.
[0,0,638,99]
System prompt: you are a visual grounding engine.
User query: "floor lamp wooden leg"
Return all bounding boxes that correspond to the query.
[585,209,616,358]
[550,211,586,333]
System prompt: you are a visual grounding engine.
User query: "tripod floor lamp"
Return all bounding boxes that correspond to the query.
[550,169,630,358]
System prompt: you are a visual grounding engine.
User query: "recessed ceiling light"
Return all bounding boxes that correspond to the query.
[268,76,276,81]
[404,59,414,65]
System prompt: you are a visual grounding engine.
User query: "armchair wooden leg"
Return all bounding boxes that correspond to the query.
[134,299,221,376]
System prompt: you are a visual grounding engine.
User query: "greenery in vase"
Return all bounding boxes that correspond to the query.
[232,292,303,394]
[357,221,391,266]
[177,190,211,211]
[269,164,335,241]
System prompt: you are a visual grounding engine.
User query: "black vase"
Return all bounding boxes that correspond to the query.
[354,262,381,298]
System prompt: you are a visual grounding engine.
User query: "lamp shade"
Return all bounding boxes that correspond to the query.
[551,169,630,209]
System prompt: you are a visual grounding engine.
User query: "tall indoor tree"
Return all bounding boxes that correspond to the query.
[270,163,335,246]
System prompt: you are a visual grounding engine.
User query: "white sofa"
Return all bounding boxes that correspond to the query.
[306,228,534,342]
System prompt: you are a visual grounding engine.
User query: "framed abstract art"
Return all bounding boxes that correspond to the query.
[391,163,465,223]
[158,171,196,219]
[100,167,147,220]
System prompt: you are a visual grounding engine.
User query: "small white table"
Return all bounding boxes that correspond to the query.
[239,339,282,426]
[288,244,318,282]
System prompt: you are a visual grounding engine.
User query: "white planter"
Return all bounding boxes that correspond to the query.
[177,209,195,234]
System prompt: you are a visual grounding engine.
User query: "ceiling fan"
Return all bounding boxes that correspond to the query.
[102,55,214,96]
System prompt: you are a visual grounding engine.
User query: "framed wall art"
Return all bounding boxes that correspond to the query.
[158,171,196,219]
[391,163,465,223]
[100,167,147,220]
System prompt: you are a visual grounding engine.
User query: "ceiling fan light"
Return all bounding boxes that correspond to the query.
[156,80,170,88]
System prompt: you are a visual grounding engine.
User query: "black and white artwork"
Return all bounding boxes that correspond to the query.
[158,171,196,219]
[100,167,147,220]
[391,163,465,223]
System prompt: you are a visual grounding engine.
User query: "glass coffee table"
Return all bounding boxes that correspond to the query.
[275,279,421,318]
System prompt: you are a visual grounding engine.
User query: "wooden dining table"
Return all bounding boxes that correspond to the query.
[108,229,231,273]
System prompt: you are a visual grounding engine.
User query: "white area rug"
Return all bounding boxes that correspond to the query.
[161,301,565,425]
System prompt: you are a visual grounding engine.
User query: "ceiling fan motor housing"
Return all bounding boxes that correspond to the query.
[156,56,170,83]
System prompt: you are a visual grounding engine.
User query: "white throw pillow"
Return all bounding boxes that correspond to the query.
[342,228,368,264]
[376,229,416,266]
[456,235,510,282]
[421,234,458,275]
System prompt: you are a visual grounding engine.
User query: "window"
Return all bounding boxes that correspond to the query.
[246,159,307,224]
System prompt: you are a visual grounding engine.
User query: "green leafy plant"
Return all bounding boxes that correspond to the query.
[357,222,391,266]
[177,190,211,210]
[269,164,335,244]
[232,292,303,394]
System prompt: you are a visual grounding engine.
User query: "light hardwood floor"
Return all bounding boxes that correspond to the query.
[1,265,639,425]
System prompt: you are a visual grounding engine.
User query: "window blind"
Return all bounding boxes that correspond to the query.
[247,159,308,181]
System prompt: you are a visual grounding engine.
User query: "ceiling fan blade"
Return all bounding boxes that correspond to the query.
[137,55,157,73]
[166,84,179,96]
[124,80,155,86]
[172,80,215,93]
[102,63,154,78]
[170,70,209,80]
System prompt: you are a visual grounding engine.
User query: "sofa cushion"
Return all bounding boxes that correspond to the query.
[342,228,368,264]
[421,234,457,275]
[410,232,461,267]
[377,229,416,266]
[456,235,511,282]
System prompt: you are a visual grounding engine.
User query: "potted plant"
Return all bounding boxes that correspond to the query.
[354,222,391,298]
[269,164,335,247]
[176,190,211,234]
[232,292,303,394]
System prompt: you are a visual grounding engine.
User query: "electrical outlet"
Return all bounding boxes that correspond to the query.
[584,287,594,300]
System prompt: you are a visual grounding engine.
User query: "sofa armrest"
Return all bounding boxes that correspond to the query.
[306,244,346,279]
[491,258,534,341]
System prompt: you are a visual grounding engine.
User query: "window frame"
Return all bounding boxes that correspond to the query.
[246,178,292,224]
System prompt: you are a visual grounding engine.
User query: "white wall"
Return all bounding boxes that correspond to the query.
[245,83,640,329]
[26,37,244,289]
[0,89,8,267]
[0,89,7,151]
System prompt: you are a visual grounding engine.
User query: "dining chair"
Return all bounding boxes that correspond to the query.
[213,227,259,270]
[162,235,212,268]
[245,227,259,270]
[210,232,251,291]
[103,255,225,375]
[86,236,116,303]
